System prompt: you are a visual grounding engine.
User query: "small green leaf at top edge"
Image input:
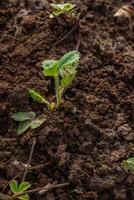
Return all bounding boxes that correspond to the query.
[18,182,31,193]
[10,180,18,194]
[29,89,46,104]
[42,60,59,77]
[59,51,80,69]
[122,157,134,173]
[12,112,36,122]
[17,121,31,135]
[18,194,29,200]
[30,114,47,129]
[49,3,75,19]
[50,3,75,12]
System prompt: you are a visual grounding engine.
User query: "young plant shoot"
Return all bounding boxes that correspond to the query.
[9,180,31,200]
[122,157,134,173]
[29,51,80,111]
[12,112,46,135]
[49,3,76,18]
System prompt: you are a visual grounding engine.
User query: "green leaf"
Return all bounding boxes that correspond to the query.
[29,89,46,104]
[50,3,75,18]
[42,60,56,69]
[123,157,134,173]
[12,112,36,122]
[10,180,18,194]
[30,114,47,129]
[51,3,75,11]
[60,65,76,78]
[50,3,61,10]
[59,51,80,69]
[18,182,31,193]
[17,121,31,135]
[42,60,59,77]
[62,3,75,12]
[60,74,75,90]
[18,194,29,200]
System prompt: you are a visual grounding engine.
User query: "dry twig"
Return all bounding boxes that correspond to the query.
[9,182,69,200]
[22,139,36,182]
[1,163,50,194]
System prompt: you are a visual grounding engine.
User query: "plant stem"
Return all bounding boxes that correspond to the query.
[43,99,51,110]
[54,76,61,107]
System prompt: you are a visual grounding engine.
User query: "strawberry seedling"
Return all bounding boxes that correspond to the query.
[29,51,80,111]
[12,112,46,135]
[9,180,31,200]
[49,3,76,19]
[122,157,134,173]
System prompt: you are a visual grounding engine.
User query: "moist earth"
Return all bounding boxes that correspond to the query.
[0,0,134,199]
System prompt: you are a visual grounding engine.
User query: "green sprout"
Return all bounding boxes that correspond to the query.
[10,180,31,200]
[122,157,134,173]
[29,51,80,111]
[12,112,46,135]
[49,3,76,18]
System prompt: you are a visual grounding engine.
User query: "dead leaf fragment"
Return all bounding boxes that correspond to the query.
[114,5,134,19]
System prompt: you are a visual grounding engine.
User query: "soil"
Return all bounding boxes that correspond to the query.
[0,0,134,199]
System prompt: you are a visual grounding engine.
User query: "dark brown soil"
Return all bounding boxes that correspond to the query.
[0,0,134,199]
